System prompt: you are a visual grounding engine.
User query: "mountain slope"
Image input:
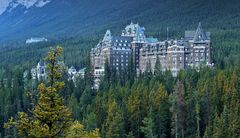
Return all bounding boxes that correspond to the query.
[0,0,240,43]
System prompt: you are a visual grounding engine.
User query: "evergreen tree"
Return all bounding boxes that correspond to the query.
[66,121,100,138]
[127,85,142,137]
[140,116,157,138]
[4,47,73,137]
[154,55,162,75]
[83,112,97,131]
[151,84,170,137]
[127,53,135,85]
[126,131,135,138]
[171,80,186,138]
[104,58,111,83]
[104,100,125,138]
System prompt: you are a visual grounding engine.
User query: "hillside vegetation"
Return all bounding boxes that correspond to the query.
[0,0,240,41]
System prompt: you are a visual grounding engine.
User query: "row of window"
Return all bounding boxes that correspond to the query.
[112,51,130,54]
[113,63,128,66]
[95,71,104,75]
[114,43,131,47]
[113,59,128,62]
[115,40,129,43]
[112,55,129,59]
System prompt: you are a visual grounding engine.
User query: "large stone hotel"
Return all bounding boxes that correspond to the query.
[90,22,212,77]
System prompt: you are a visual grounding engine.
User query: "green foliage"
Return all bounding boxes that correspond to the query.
[154,55,161,75]
[141,116,157,138]
[104,100,125,138]
[66,121,100,138]
[1,54,240,137]
[4,47,73,137]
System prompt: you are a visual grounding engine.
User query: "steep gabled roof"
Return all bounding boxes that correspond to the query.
[38,60,45,66]
[102,30,112,43]
[193,22,208,42]
[185,23,210,41]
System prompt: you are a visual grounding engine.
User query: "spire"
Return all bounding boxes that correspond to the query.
[38,59,45,66]
[193,22,207,42]
[167,27,169,40]
[102,30,112,43]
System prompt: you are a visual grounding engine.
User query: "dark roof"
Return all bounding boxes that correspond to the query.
[185,31,210,40]
[185,23,210,41]
[38,60,45,66]
[185,31,196,38]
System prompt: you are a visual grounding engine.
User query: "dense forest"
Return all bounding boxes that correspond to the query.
[0,44,240,137]
[0,0,240,137]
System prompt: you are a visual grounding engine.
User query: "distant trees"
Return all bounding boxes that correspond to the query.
[3,47,100,138]
[154,55,161,75]
[104,100,125,138]
[170,80,186,138]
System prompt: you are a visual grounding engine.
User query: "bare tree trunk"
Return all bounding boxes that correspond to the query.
[175,114,178,138]
[197,118,200,138]
[181,127,184,138]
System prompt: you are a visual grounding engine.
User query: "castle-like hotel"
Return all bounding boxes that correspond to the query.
[30,22,212,89]
[91,22,212,77]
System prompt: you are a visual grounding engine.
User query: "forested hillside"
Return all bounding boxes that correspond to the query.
[0,0,240,42]
[0,0,240,68]
[0,0,240,137]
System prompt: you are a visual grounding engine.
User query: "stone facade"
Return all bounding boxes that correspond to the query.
[31,60,47,81]
[91,22,212,77]
[139,23,212,76]
[90,22,148,76]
